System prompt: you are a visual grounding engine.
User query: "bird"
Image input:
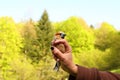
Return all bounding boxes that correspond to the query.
[53,31,66,71]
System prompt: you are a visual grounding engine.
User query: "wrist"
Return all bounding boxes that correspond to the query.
[70,64,78,77]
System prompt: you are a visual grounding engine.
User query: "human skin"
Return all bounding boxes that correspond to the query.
[51,39,78,76]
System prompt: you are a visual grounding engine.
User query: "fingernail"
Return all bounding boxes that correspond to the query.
[51,46,54,50]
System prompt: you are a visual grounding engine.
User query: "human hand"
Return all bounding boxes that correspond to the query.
[51,39,78,76]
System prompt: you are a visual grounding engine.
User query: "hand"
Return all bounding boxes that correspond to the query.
[51,39,78,76]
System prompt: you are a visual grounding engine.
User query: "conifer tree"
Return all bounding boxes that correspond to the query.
[36,10,54,61]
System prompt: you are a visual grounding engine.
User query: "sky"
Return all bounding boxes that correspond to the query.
[0,0,120,30]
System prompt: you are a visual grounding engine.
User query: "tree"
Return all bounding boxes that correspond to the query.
[54,16,95,53]
[20,19,40,63]
[36,10,54,61]
[104,32,120,70]
[94,22,116,51]
[0,17,23,80]
[34,10,63,80]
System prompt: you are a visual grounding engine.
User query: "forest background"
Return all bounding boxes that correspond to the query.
[0,10,120,80]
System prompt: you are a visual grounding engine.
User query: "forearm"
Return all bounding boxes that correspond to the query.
[69,64,78,77]
[68,65,120,80]
[69,65,101,80]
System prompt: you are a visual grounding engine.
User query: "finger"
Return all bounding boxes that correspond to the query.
[51,46,65,61]
[53,56,60,62]
[53,54,57,61]
[53,39,72,53]
[51,40,55,46]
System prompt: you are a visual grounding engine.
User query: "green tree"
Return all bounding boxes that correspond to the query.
[93,22,120,71]
[104,32,120,70]
[0,17,23,80]
[54,16,95,53]
[94,22,116,51]
[33,10,68,80]
[36,10,54,61]
[21,19,40,63]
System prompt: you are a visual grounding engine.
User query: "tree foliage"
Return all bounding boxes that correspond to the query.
[103,32,120,70]
[94,22,116,51]
[0,13,120,80]
[21,19,40,63]
[0,17,23,80]
[54,16,95,53]
[36,10,54,61]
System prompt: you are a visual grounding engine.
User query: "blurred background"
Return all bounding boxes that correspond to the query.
[0,0,120,80]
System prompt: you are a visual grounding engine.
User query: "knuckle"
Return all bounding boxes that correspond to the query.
[61,56,66,61]
[54,50,58,55]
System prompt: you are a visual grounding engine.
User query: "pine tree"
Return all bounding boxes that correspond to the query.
[36,10,54,61]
